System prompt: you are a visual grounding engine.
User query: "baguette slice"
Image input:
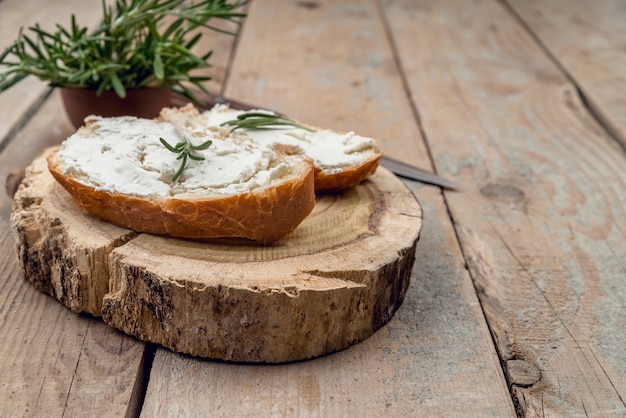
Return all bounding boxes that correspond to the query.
[159,104,382,193]
[47,115,316,244]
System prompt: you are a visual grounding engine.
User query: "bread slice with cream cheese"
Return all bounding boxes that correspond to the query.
[47,115,315,244]
[158,104,382,193]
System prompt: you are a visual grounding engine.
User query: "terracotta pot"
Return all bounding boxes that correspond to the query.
[60,87,174,129]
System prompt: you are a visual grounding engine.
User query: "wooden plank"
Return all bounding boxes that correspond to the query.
[0,92,72,211]
[141,0,516,416]
[225,0,432,165]
[384,0,626,416]
[506,0,626,148]
[0,3,249,416]
[0,92,147,416]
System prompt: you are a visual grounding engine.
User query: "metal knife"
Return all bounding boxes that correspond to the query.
[380,155,460,190]
[175,93,461,191]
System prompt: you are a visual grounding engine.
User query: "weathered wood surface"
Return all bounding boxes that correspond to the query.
[12,150,421,362]
[385,0,626,416]
[0,0,240,415]
[141,0,516,416]
[11,150,139,316]
[0,2,136,417]
[507,0,626,148]
[0,93,148,417]
[2,0,626,416]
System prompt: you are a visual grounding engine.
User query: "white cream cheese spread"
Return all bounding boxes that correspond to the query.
[173,105,378,174]
[57,116,292,199]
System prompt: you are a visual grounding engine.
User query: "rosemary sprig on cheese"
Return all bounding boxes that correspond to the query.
[160,112,313,181]
[220,112,316,132]
[160,129,212,181]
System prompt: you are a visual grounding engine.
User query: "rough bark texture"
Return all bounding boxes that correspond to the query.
[10,152,137,315]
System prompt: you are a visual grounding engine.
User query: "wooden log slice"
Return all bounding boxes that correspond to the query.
[10,150,138,316]
[11,149,423,363]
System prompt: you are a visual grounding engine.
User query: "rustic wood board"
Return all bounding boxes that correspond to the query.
[0,263,146,417]
[0,93,148,417]
[142,0,516,416]
[507,0,626,148]
[142,181,517,418]
[0,3,242,414]
[386,0,626,415]
[11,148,423,363]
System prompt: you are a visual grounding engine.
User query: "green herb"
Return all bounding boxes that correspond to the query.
[220,112,316,132]
[0,0,246,104]
[160,129,212,181]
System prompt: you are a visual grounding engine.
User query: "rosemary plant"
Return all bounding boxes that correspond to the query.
[0,0,246,103]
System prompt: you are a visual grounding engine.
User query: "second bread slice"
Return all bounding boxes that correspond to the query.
[159,104,382,193]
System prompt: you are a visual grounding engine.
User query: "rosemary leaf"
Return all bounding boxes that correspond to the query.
[153,51,164,80]
[160,129,213,181]
[221,112,316,132]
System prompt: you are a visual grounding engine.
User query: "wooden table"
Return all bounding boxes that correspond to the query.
[1,0,625,416]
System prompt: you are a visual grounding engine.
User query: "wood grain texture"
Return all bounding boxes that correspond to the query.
[142,180,516,418]
[384,0,626,415]
[103,168,420,363]
[0,265,145,417]
[8,0,623,415]
[0,95,146,417]
[507,0,626,148]
[142,0,515,415]
[224,0,431,166]
[0,2,244,414]
[0,12,242,416]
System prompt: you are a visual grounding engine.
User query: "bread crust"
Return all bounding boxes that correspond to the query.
[47,147,315,244]
[313,154,381,193]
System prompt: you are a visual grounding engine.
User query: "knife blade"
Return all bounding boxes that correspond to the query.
[173,92,460,190]
[380,155,460,190]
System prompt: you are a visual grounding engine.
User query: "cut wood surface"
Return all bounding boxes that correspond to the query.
[103,167,420,363]
[0,269,146,417]
[12,150,422,363]
[507,0,626,148]
[11,150,139,315]
[141,181,516,418]
[385,0,626,416]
